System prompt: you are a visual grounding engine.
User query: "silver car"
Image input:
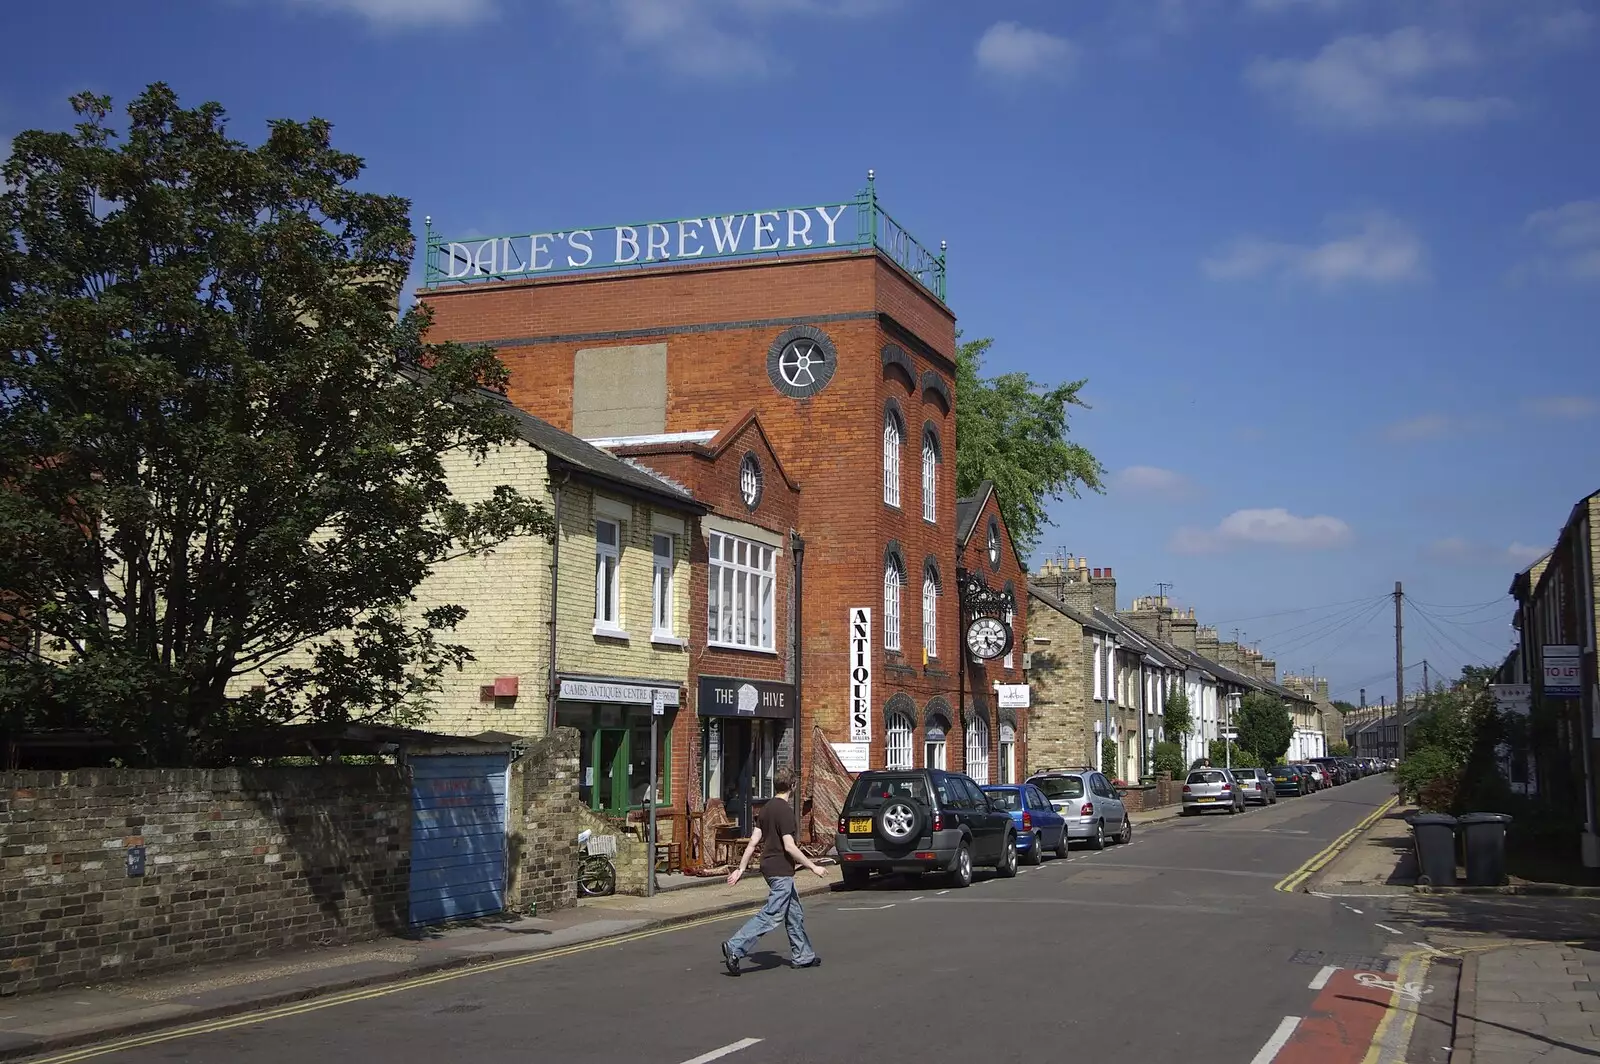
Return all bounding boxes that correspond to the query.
[1231,768,1278,806]
[1025,770,1131,849]
[1181,768,1245,815]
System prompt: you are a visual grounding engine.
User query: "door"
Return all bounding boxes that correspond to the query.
[1093,773,1126,831]
[720,720,753,834]
[963,777,1005,861]
[409,754,510,927]
[597,729,628,814]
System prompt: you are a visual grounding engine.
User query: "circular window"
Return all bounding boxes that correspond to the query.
[739,453,764,510]
[987,518,1001,571]
[766,326,837,399]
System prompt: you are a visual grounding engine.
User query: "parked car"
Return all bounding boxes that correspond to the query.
[1232,768,1278,805]
[982,784,1070,863]
[836,769,1018,889]
[1311,757,1346,785]
[1181,768,1245,815]
[1270,764,1311,797]
[1304,764,1328,790]
[1026,769,1132,850]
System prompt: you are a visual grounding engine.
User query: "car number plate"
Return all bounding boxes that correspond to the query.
[849,818,872,834]
[1196,796,1215,802]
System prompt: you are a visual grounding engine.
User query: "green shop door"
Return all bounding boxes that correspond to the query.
[596,729,627,814]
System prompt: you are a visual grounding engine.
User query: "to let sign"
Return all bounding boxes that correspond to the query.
[1543,646,1581,698]
[849,608,872,744]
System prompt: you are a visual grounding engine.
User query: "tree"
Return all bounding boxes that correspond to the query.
[1163,687,1193,739]
[1331,700,1358,716]
[0,86,551,764]
[1151,740,1185,778]
[1235,692,1294,764]
[1101,737,1118,777]
[1208,738,1258,768]
[1327,741,1352,757]
[954,337,1103,556]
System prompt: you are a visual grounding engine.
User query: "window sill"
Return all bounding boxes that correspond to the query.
[651,632,687,648]
[707,641,779,657]
[592,624,631,642]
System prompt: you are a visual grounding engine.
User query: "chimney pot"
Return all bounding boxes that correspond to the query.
[1105,567,1113,578]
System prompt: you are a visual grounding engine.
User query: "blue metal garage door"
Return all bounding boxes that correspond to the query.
[409,754,510,926]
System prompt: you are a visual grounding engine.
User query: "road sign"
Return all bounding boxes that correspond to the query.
[1491,683,1532,716]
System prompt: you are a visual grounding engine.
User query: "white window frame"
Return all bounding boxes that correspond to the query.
[922,565,939,660]
[651,532,679,644]
[707,529,777,653]
[921,429,939,523]
[883,411,902,508]
[925,729,948,771]
[884,556,903,652]
[999,723,1016,784]
[1002,608,1015,670]
[1093,636,1104,700]
[965,716,990,785]
[886,712,914,770]
[594,517,624,637]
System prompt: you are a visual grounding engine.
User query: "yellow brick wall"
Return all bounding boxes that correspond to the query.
[554,485,692,692]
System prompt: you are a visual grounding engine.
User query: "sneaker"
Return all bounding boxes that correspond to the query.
[793,957,822,969]
[721,941,740,976]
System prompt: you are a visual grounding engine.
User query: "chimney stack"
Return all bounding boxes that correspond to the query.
[1090,565,1117,614]
[1171,607,1198,651]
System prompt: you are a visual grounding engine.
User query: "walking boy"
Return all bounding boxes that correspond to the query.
[721,769,826,975]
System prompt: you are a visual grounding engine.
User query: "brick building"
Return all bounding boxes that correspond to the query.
[954,481,1031,783]
[416,180,1023,795]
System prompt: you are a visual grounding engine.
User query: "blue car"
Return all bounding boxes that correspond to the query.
[981,784,1069,864]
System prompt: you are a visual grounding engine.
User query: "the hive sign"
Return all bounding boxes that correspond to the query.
[849,608,872,743]
[442,205,854,280]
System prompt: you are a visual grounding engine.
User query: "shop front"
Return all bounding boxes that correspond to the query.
[555,676,681,817]
[697,675,795,835]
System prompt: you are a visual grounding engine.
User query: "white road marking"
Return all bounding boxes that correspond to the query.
[839,904,895,911]
[1309,965,1339,990]
[678,1037,762,1064]
[937,889,950,895]
[1413,941,1448,956]
[1375,922,1404,935]
[1248,1016,1302,1064]
[908,896,925,902]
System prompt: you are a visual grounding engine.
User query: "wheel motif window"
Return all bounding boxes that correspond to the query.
[766,326,837,399]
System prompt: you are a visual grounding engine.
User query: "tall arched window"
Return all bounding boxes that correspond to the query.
[998,723,1016,784]
[921,563,940,659]
[965,716,991,784]
[925,717,949,770]
[883,554,904,651]
[921,427,939,523]
[883,409,903,508]
[886,711,914,769]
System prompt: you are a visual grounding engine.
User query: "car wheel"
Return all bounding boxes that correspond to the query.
[1228,799,1239,815]
[1026,832,1044,865]
[1090,820,1107,850]
[1119,816,1133,845]
[1054,828,1070,859]
[996,835,1018,878]
[841,866,869,890]
[948,842,973,888]
[872,796,926,848]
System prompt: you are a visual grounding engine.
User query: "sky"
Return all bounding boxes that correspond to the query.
[2,0,1596,701]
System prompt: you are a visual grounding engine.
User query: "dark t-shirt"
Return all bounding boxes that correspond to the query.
[756,796,799,879]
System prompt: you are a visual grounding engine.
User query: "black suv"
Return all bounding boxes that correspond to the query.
[835,769,1018,889]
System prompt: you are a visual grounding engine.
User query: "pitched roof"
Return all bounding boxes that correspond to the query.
[955,481,992,546]
[1092,607,1184,669]
[596,409,800,493]
[1028,585,1117,635]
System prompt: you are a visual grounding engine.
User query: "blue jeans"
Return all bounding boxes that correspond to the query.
[726,875,815,964]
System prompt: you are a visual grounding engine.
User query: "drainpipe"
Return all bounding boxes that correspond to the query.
[547,472,567,734]
[1579,514,1599,868]
[790,531,805,776]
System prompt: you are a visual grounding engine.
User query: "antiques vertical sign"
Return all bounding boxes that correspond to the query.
[849,608,872,744]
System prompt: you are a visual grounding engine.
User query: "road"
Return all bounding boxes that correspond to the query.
[33,775,1420,1064]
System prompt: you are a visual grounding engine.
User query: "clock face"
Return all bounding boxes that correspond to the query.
[965,616,1012,660]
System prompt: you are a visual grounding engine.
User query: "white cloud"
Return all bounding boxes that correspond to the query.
[1245,27,1514,129]
[1520,7,1597,49]
[974,21,1080,80]
[1427,537,1549,567]
[567,0,897,79]
[1170,508,1353,554]
[283,0,496,27]
[1520,395,1599,419]
[1113,465,1196,496]
[1203,211,1426,288]
[1383,413,1459,442]
[1517,200,1600,282]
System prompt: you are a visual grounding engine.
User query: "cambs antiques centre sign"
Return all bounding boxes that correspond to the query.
[422,173,948,301]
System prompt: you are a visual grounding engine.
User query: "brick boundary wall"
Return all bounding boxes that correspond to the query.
[1,766,409,997]
[507,727,582,913]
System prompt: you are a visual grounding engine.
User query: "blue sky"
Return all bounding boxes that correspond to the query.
[3,0,1596,700]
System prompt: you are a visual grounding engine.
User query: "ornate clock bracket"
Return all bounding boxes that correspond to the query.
[957,567,1015,620]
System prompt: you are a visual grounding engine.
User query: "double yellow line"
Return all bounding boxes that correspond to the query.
[1274,796,1399,894]
[28,904,762,1064]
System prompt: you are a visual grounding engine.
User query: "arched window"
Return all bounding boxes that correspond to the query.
[966,716,991,785]
[883,409,903,508]
[999,723,1016,784]
[921,427,939,523]
[925,717,949,771]
[886,711,914,770]
[921,563,940,659]
[883,554,904,651]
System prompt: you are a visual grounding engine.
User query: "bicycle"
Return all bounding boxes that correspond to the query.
[577,830,617,898]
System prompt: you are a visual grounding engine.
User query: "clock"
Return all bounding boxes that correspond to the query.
[965,616,1013,661]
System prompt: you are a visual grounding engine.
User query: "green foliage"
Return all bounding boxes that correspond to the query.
[1208,739,1259,769]
[1327,741,1352,757]
[0,86,552,763]
[1397,747,1459,807]
[1151,740,1185,778]
[1162,687,1193,739]
[1395,672,1500,811]
[954,337,1104,556]
[1235,692,1294,763]
[1101,737,1118,776]
[1331,700,1358,715]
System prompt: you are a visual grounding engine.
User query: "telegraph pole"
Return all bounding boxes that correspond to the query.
[1422,660,1431,714]
[1394,582,1406,776]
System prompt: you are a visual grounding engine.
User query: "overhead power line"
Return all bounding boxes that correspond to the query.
[1206,593,1389,628]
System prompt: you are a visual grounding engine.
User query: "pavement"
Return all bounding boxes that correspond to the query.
[2,777,1444,1064]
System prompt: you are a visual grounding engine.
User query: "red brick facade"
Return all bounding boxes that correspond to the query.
[420,247,1023,788]
[956,486,1032,784]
